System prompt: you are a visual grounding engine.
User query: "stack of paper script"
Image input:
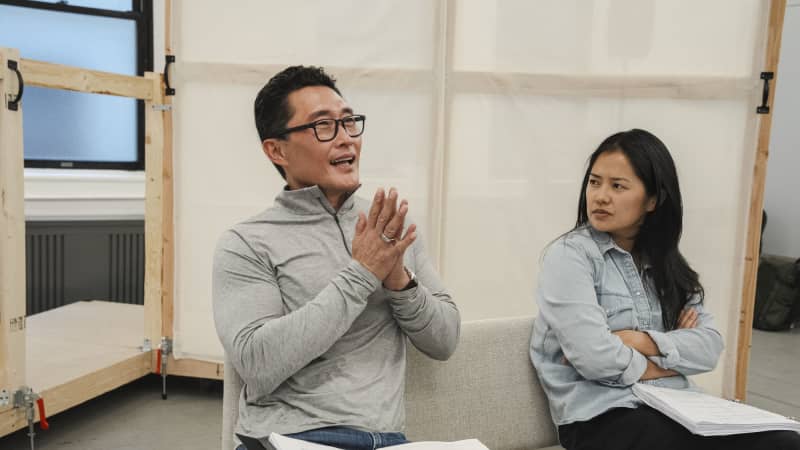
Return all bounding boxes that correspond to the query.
[633,383,800,436]
[268,433,490,450]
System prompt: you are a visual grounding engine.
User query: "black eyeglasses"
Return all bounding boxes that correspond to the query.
[269,114,366,142]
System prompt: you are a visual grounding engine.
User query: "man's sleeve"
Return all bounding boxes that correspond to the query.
[384,234,461,361]
[212,229,380,394]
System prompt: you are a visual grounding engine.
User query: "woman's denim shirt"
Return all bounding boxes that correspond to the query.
[530,226,724,426]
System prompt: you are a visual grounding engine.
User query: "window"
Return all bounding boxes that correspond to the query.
[0,0,153,169]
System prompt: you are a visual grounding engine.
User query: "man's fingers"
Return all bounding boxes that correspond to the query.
[383,200,408,239]
[367,188,384,229]
[356,212,366,235]
[376,187,397,230]
[395,224,417,253]
[399,223,417,242]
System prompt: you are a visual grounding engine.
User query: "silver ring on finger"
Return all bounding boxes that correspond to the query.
[380,232,396,244]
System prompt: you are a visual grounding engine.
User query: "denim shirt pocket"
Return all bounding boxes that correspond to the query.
[599,293,638,331]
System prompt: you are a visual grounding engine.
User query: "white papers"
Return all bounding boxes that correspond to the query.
[269,433,341,450]
[268,433,489,450]
[633,383,800,436]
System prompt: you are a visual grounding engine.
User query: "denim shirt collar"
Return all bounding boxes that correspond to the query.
[587,225,625,255]
[587,225,652,271]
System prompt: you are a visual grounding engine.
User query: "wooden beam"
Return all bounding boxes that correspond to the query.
[0,47,26,402]
[143,71,175,357]
[165,0,173,55]
[0,353,150,436]
[735,0,787,401]
[144,73,166,348]
[20,58,154,100]
[160,86,175,341]
[150,353,223,381]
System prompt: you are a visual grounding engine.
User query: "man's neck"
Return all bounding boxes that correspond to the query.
[325,191,346,211]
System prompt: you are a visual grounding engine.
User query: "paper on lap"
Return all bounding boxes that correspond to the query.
[633,383,800,436]
[268,433,489,450]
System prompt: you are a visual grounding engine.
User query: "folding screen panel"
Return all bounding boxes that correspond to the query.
[441,0,768,396]
[170,0,773,396]
[170,0,444,362]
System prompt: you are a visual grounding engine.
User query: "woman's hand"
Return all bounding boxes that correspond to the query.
[677,307,699,329]
[613,330,659,357]
[640,360,679,380]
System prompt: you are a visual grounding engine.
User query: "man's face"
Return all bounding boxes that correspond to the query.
[269,86,362,202]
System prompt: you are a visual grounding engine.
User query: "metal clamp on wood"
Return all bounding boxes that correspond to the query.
[13,386,49,450]
[157,337,173,400]
[756,71,774,114]
[6,59,24,111]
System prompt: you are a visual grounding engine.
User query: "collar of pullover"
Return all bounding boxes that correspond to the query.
[274,184,360,216]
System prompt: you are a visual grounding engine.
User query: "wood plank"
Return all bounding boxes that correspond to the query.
[0,353,150,436]
[0,47,26,398]
[144,73,166,347]
[0,301,148,437]
[160,77,175,340]
[735,0,788,401]
[150,353,223,381]
[20,58,154,100]
[165,0,173,55]
[25,301,145,392]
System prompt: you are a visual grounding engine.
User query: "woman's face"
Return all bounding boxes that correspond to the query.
[585,150,656,250]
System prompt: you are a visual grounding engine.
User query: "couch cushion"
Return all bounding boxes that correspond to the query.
[405,316,559,450]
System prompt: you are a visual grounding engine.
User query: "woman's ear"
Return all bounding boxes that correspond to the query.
[646,194,658,212]
[263,139,288,169]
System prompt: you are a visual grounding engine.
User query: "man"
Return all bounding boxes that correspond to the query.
[212,65,461,450]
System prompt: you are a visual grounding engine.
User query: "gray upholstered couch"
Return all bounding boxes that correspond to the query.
[222,316,564,450]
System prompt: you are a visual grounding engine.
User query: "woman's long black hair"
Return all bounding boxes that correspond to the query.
[575,129,703,330]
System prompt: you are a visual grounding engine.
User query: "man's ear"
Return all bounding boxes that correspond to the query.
[263,139,288,169]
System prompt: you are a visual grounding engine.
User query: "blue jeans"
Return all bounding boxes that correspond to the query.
[236,426,409,450]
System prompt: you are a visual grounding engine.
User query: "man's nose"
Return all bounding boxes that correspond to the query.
[333,122,356,145]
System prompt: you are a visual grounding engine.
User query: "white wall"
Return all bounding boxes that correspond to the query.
[762,2,800,258]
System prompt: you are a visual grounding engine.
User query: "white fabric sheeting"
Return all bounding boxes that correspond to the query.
[170,0,769,397]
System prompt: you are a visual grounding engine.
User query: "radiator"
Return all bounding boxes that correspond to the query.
[25,221,145,315]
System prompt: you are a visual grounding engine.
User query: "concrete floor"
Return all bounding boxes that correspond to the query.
[746,327,800,419]
[0,375,223,450]
[1,329,798,450]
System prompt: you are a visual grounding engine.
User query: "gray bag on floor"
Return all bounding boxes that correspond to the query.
[753,255,800,331]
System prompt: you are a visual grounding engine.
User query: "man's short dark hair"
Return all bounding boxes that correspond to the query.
[254,65,342,179]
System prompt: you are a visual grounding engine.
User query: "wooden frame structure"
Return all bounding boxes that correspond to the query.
[0,48,220,437]
[734,0,788,401]
[0,0,788,438]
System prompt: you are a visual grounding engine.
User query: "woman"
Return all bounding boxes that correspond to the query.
[530,129,800,450]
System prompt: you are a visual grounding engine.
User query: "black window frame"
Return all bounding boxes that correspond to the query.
[2,0,153,170]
